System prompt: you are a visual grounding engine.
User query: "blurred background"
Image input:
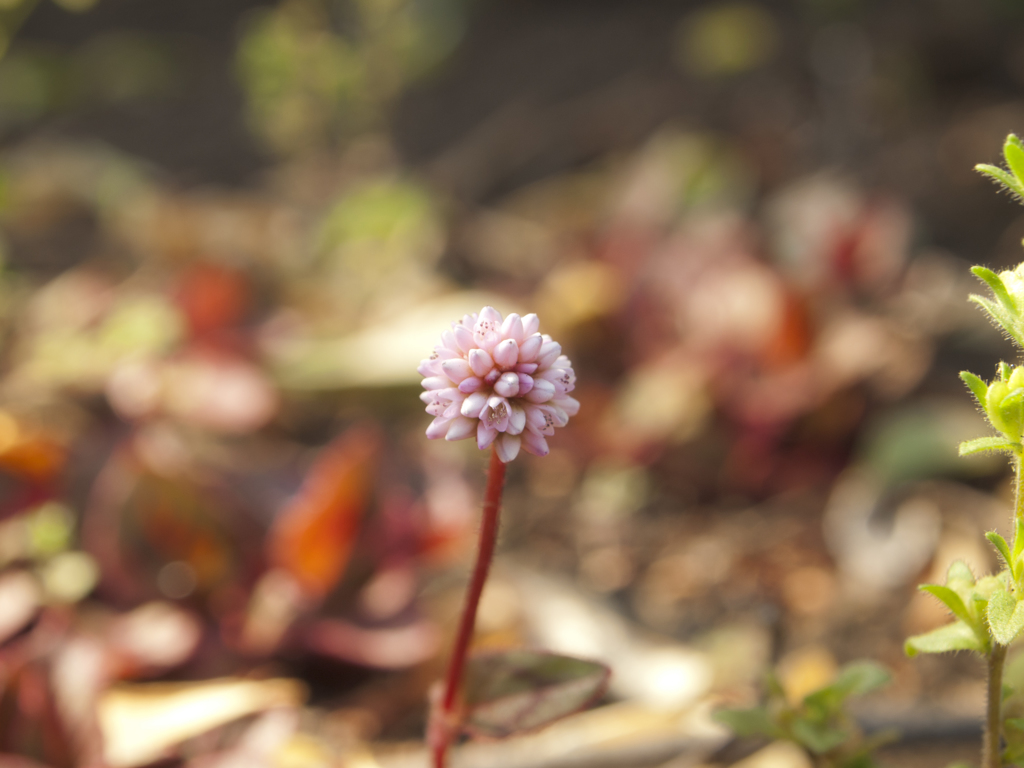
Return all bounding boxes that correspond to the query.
[1,0,1024,766]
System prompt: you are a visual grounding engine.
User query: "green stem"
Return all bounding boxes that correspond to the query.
[985,643,1008,768]
[1016,454,1024,522]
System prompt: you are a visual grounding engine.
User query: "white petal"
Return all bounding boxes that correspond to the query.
[458,376,484,394]
[522,313,540,336]
[477,422,498,450]
[426,416,451,439]
[521,430,549,456]
[417,359,442,377]
[453,323,475,353]
[543,404,568,427]
[440,358,473,383]
[494,372,519,398]
[507,403,526,435]
[461,391,489,418]
[526,405,547,430]
[501,314,525,344]
[479,306,503,325]
[468,348,494,378]
[536,341,562,368]
[484,396,511,432]
[495,433,521,463]
[518,335,543,363]
[445,416,477,441]
[493,338,519,369]
[525,378,555,403]
[421,376,451,391]
[553,396,580,417]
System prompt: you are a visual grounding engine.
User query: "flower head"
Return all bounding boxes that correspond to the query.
[419,307,579,462]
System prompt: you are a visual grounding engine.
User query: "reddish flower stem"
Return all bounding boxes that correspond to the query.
[431,449,507,768]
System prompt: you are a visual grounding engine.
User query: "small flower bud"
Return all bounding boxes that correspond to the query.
[494,372,520,398]
[468,349,494,378]
[518,335,543,363]
[493,339,519,369]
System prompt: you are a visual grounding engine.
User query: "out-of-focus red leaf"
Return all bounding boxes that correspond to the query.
[176,264,250,338]
[0,414,65,486]
[83,443,257,604]
[267,426,380,599]
[759,290,812,370]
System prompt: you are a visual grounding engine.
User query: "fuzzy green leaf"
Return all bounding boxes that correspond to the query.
[973,266,1019,313]
[959,437,1019,456]
[1015,517,1024,564]
[961,371,989,407]
[970,295,1024,347]
[988,532,1016,577]
[905,621,984,657]
[976,164,1024,200]
[988,587,1024,646]
[1006,137,1024,186]
[921,584,972,624]
[947,560,976,589]
[1005,388,1024,409]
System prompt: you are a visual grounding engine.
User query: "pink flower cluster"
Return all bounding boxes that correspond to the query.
[419,307,579,462]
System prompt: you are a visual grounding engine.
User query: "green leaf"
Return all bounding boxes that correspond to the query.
[1014,517,1024,564]
[922,584,973,623]
[976,164,1024,200]
[1005,388,1024,410]
[791,717,849,754]
[973,266,1019,313]
[1006,135,1024,185]
[905,621,984,656]
[462,650,611,739]
[802,661,890,718]
[961,371,989,407]
[712,706,783,739]
[988,587,1024,645]
[959,436,1019,456]
[830,660,892,697]
[970,295,1023,347]
[988,532,1016,577]
[944,562,977,600]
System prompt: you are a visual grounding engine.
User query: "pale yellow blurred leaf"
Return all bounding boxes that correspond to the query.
[100,677,307,768]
